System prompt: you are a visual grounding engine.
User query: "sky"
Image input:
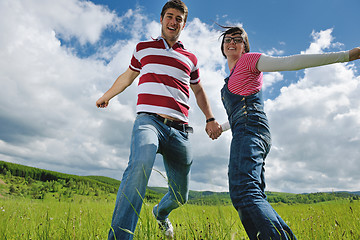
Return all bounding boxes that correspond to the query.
[1,0,360,194]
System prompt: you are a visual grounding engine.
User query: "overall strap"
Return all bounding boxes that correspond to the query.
[225,60,239,83]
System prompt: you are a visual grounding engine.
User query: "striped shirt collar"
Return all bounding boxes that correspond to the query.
[155,36,185,50]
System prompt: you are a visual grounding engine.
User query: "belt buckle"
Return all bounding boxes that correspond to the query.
[184,125,193,133]
[185,126,194,133]
[162,116,193,133]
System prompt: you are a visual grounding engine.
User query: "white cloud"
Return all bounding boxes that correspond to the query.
[302,28,344,55]
[266,47,285,56]
[0,0,359,194]
[265,28,360,193]
[0,0,128,174]
[262,72,284,90]
[19,0,117,45]
[0,0,230,191]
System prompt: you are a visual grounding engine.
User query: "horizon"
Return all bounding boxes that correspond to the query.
[2,159,360,195]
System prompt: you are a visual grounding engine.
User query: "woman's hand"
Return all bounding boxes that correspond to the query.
[349,47,360,61]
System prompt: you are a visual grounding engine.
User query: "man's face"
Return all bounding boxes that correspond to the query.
[160,8,186,44]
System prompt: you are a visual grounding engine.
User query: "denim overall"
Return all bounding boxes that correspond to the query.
[221,75,297,240]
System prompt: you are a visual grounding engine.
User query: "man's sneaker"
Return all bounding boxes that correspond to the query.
[156,218,174,238]
[153,205,174,238]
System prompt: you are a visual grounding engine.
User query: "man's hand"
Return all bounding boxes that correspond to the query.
[96,96,109,108]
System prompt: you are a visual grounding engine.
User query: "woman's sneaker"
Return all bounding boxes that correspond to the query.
[153,205,174,238]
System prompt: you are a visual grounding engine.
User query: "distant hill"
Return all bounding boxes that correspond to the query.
[85,175,121,187]
[1,160,359,204]
[338,191,360,196]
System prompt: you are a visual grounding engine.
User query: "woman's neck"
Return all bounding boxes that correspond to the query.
[227,56,240,71]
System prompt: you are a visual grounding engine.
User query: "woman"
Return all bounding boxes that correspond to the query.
[215,26,360,240]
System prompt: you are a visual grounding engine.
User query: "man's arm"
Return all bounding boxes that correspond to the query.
[190,82,222,140]
[96,68,140,108]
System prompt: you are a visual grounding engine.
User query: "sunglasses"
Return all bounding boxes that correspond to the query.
[224,37,244,44]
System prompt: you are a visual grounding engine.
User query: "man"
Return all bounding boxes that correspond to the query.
[96,0,222,239]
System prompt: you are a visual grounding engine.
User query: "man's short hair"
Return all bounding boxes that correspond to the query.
[161,0,188,23]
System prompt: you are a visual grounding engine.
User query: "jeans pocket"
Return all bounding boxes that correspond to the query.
[178,130,189,140]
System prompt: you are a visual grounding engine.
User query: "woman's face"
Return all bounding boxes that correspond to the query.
[223,32,246,59]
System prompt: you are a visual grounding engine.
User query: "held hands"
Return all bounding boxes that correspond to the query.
[349,47,360,61]
[205,120,222,140]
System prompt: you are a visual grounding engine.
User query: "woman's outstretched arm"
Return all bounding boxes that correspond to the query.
[257,50,352,72]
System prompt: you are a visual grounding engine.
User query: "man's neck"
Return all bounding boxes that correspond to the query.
[161,36,177,48]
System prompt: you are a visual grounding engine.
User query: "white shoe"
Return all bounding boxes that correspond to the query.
[156,218,174,238]
[153,205,174,238]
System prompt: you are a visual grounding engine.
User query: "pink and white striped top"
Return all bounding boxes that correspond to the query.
[228,52,263,96]
[129,37,200,123]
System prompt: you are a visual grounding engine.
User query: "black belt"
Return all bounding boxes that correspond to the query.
[138,112,193,133]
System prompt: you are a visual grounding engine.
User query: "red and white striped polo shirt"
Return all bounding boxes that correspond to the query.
[228,52,263,96]
[129,37,200,123]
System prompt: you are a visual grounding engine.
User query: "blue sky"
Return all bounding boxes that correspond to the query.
[64,0,360,100]
[1,0,360,193]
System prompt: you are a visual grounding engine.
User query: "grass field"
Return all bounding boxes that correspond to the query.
[0,197,359,239]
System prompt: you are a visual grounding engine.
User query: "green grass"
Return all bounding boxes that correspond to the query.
[1,197,359,239]
[1,161,360,239]
[0,198,112,239]
[274,201,360,239]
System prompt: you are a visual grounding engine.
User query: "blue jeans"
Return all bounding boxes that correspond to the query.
[221,81,297,240]
[108,113,192,240]
[230,121,295,239]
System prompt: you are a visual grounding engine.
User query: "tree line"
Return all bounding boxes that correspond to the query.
[0,160,119,200]
[1,160,359,204]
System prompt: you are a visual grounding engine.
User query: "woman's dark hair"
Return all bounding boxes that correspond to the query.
[161,0,188,23]
[220,26,250,58]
